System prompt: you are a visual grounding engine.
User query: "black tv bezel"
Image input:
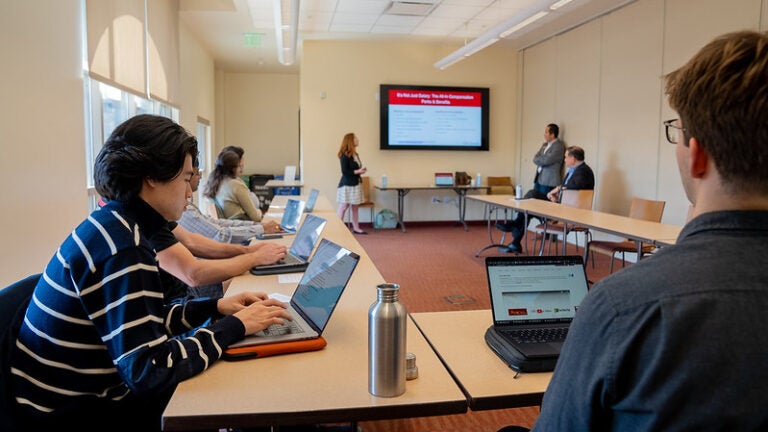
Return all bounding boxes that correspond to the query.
[379,84,490,151]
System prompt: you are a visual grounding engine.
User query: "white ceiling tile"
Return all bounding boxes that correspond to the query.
[376,14,425,27]
[430,4,485,19]
[300,0,339,13]
[370,25,414,34]
[336,0,391,14]
[330,23,376,33]
[331,12,379,25]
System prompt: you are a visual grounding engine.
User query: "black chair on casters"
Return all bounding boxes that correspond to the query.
[1,273,41,432]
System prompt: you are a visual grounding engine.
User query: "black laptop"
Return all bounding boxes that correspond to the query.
[484,255,589,372]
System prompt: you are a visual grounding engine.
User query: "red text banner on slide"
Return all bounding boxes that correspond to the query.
[388,89,482,107]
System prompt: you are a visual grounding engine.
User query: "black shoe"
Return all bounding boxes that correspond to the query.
[352,229,368,235]
[505,243,522,253]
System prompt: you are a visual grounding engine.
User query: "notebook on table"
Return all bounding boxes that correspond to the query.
[305,188,320,213]
[226,239,360,359]
[250,214,327,275]
[484,255,589,372]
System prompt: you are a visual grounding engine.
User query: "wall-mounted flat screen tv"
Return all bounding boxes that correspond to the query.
[380,84,489,151]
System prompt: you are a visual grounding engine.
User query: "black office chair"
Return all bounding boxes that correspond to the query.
[0,273,41,432]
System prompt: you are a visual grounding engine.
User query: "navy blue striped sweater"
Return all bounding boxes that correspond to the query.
[11,198,244,416]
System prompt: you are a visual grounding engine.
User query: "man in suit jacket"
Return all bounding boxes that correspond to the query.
[502,145,594,253]
[532,123,566,195]
[546,146,595,202]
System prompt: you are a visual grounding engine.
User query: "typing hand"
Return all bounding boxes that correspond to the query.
[217,291,269,315]
[234,298,293,335]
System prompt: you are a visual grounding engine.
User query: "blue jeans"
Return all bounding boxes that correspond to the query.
[534,182,555,196]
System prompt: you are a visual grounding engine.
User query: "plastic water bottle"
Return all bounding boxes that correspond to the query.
[368,283,407,397]
[381,174,388,188]
[515,185,523,199]
[476,173,482,187]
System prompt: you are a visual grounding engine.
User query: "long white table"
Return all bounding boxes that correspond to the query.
[162,195,468,430]
[412,310,551,410]
[469,195,683,257]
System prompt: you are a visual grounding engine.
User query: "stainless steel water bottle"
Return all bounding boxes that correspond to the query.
[368,283,407,397]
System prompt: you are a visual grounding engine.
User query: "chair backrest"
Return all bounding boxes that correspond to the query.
[203,199,222,218]
[360,176,371,203]
[628,198,665,222]
[487,176,514,195]
[1,273,41,431]
[560,189,594,210]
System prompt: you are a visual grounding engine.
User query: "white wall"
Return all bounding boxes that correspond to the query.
[0,1,216,287]
[0,0,86,287]
[519,0,767,227]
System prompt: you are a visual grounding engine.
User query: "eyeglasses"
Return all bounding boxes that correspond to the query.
[663,118,686,144]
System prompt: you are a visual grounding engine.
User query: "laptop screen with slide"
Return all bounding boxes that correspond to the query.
[484,255,589,372]
[231,238,360,348]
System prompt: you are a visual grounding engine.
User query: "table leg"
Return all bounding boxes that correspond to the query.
[455,189,469,231]
[397,189,409,233]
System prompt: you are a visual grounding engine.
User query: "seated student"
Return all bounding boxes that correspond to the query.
[502,145,595,253]
[179,162,282,244]
[204,146,264,222]
[10,114,293,432]
[502,30,768,432]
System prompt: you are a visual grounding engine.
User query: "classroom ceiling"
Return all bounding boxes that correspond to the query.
[179,0,634,73]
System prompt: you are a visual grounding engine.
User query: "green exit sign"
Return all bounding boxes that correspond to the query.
[244,33,263,48]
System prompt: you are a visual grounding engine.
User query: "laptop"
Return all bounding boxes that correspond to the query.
[277,198,305,234]
[250,214,327,275]
[231,239,360,348]
[304,188,320,213]
[484,255,589,372]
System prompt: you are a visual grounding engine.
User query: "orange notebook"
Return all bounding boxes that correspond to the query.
[222,336,327,361]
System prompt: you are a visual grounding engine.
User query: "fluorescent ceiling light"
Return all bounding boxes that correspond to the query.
[434,0,564,70]
[498,11,549,38]
[273,0,299,65]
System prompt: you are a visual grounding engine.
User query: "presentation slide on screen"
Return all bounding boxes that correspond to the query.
[387,89,482,147]
[488,264,587,320]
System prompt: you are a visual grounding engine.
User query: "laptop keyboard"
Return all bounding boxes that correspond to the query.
[262,320,305,336]
[503,327,568,344]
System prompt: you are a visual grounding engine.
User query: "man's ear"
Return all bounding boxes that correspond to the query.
[687,137,710,179]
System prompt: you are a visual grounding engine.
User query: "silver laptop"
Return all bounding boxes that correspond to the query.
[304,188,320,213]
[231,239,360,347]
[250,214,327,275]
[484,255,589,372]
[277,198,305,234]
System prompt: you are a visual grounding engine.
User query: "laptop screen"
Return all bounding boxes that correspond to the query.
[292,239,360,332]
[486,255,589,326]
[305,188,320,212]
[281,198,305,231]
[288,214,327,261]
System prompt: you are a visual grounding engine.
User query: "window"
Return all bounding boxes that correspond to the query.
[196,117,211,204]
[84,78,179,210]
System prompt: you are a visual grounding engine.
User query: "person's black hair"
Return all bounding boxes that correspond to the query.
[547,123,560,138]
[94,115,198,202]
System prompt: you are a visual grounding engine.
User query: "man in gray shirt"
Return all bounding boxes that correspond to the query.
[520,30,768,432]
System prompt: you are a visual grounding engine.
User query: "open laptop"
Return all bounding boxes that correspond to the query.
[304,188,320,213]
[231,239,360,348]
[277,198,305,234]
[484,255,589,372]
[250,214,327,275]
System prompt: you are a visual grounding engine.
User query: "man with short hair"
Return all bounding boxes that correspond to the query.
[532,123,565,195]
[529,30,768,431]
[502,145,594,253]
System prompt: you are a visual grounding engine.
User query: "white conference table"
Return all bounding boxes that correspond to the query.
[469,195,683,257]
[162,195,468,431]
[411,310,552,410]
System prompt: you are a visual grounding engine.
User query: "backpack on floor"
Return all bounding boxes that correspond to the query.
[374,209,398,229]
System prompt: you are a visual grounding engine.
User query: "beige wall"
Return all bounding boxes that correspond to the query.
[519,0,767,228]
[0,1,216,287]
[0,0,87,287]
[300,40,519,222]
[214,73,300,177]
